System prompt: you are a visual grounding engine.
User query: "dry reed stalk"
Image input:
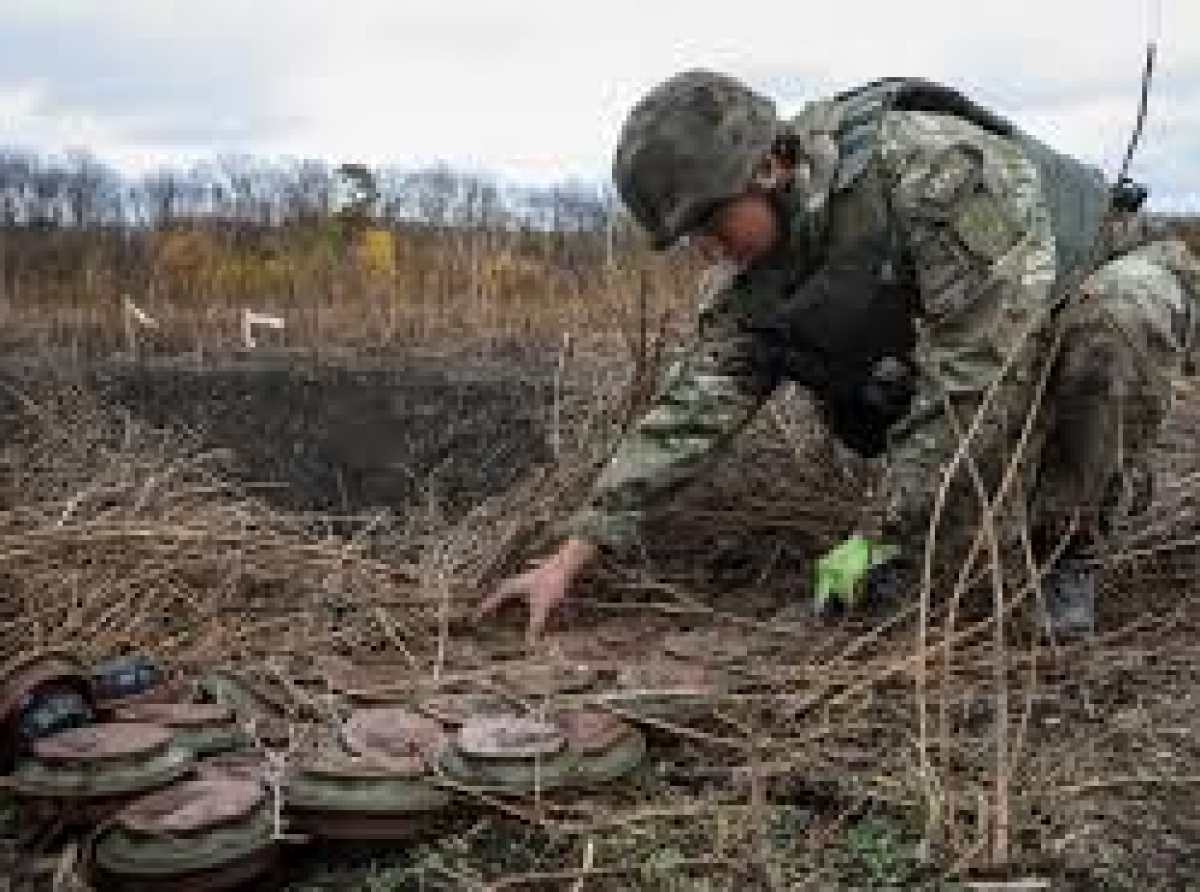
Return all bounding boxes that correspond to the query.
[3,310,1200,885]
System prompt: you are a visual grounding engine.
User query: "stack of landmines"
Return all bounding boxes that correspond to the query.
[0,624,761,891]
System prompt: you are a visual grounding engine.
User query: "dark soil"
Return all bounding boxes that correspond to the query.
[0,352,552,521]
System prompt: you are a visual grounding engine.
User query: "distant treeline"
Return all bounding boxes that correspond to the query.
[0,148,1195,359]
[0,149,630,232]
[0,150,690,357]
[0,148,653,311]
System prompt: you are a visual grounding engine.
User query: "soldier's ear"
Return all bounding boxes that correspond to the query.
[770,133,803,165]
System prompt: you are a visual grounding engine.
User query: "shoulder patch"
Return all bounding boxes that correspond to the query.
[913,143,985,218]
[951,187,1025,260]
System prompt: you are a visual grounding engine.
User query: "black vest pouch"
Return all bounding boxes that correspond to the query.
[762,76,1115,455]
[755,232,919,457]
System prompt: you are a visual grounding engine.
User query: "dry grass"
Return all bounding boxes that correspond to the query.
[0,384,437,668]
[4,220,1200,888]
[4,343,1200,888]
[0,227,697,362]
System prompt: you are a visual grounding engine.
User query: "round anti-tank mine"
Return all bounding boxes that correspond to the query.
[90,656,187,718]
[284,707,452,840]
[610,658,728,724]
[91,777,280,892]
[494,661,601,700]
[559,707,648,785]
[12,722,194,825]
[112,702,250,756]
[416,690,518,727]
[194,750,272,786]
[439,710,645,793]
[1,650,97,772]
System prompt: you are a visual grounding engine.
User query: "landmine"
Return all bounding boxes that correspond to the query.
[195,751,271,787]
[11,723,193,825]
[495,662,601,701]
[540,620,668,665]
[98,683,193,721]
[560,708,649,785]
[285,707,451,840]
[193,669,290,735]
[439,709,646,793]
[608,659,728,724]
[113,703,249,757]
[417,690,517,727]
[91,656,177,716]
[314,656,414,707]
[317,657,599,711]
[92,778,279,892]
[1,651,96,772]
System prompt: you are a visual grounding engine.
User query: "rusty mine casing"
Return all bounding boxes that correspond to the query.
[90,656,183,718]
[194,750,272,787]
[92,777,280,892]
[608,658,730,725]
[93,657,201,723]
[111,702,250,757]
[1,650,97,772]
[11,722,194,825]
[283,707,452,840]
[438,708,646,794]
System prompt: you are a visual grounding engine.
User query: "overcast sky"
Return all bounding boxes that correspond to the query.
[4,0,1200,210]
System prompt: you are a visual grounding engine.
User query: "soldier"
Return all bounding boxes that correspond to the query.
[481,71,1200,642]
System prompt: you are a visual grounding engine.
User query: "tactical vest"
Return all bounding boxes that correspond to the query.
[745,78,1114,455]
[831,78,1112,287]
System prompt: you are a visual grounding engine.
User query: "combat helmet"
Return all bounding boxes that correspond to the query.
[613,70,780,250]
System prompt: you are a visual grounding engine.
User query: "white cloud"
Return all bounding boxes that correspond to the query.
[0,81,143,163]
[3,0,1199,199]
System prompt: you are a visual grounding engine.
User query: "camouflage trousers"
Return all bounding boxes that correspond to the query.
[1031,238,1199,542]
[889,237,1200,563]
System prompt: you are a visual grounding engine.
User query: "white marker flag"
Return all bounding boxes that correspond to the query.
[242,309,286,348]
[122,295,158,359]
[123,296,158,328]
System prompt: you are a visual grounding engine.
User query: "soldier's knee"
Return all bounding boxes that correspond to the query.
[1090,242,1196,358]
[1052,325,1133,417]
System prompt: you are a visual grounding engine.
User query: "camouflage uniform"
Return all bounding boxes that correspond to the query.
[567,81,1200,580]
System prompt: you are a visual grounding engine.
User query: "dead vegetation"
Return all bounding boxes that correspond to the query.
[2,218,1200,890]
[3,330,1200,889]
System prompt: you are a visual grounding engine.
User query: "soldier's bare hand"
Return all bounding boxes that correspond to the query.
[478,537,598,643]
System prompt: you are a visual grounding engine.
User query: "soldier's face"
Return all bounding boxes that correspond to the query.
[691,191,781,267]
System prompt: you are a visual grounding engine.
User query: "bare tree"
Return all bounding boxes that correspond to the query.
[63,151,115,228]
[141,169,183,229]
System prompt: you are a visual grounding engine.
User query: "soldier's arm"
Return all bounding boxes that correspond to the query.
[874,110,1059,550]
[561,286,780,554]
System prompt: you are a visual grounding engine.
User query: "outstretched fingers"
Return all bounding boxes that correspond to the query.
[479,558,573,644]
[478,577,524,619]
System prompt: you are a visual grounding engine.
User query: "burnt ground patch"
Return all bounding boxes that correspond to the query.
[0,353,553,521]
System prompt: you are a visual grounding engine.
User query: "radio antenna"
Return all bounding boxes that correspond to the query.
[1117,40,1157,186]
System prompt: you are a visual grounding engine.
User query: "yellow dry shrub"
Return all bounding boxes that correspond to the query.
[150,228,300,298]
[478,248,545,300]
[210,253,292,297]
[152,230,220,291]
[353,228,396,279]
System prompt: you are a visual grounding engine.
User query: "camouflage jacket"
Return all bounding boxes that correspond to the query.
[563,89,1111,555]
